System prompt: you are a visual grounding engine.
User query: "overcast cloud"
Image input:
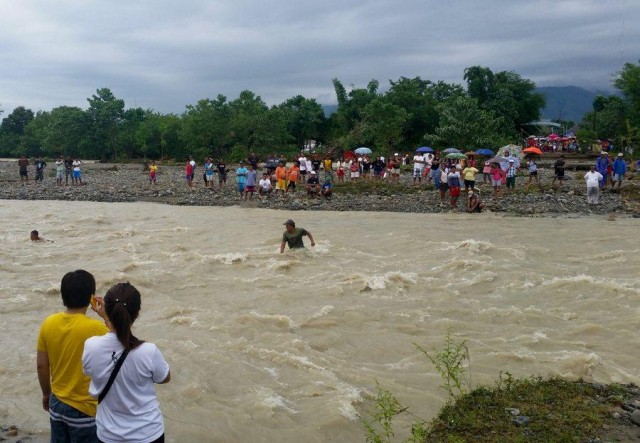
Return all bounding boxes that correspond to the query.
[1,0,639,114]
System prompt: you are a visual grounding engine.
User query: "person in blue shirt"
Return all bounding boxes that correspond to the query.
[235,162,248,199]
[321,179,332,199]
[595,151,610,189]
[611,153,627,189]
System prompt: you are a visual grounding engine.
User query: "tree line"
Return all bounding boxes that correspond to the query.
[1,63,638,161]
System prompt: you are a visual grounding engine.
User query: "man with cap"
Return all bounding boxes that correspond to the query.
[595,151,610,189]
[280,220,315,253]
[306,170,320,197]
[611,153,627,189]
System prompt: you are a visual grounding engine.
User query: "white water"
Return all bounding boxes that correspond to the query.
[1,200,638,442]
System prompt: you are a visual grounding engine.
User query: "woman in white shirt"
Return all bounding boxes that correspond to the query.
[83,283,170,443]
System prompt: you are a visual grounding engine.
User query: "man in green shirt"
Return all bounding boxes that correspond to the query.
[280,219,315,253]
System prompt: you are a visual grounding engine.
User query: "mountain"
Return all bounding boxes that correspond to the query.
[536,86,603,123]
[322,104,338,117]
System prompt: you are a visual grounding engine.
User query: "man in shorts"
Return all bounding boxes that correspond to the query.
[244,164,257,200]
[34,156,47,183]
[280,219,315,253]
[391,154,401,182]
[611,153,627,189]
[412,153,426,184]
[306,170,320,197]
[64,156,74,185]
[235,162,248,199]
[298,154,308,183]
[259,172,272,199]
[552,155,566,186]
[37,270,108,442]
[275,161,288,197]
[18,155,29,183]
[55,156,64,186]
[287,162,300,194]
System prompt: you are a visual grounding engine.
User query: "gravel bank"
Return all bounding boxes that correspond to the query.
[1,161,638,217]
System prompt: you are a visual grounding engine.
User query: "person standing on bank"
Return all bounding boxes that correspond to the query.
[82,282,170,443]
[37,270,109,442]
[280,219,315,253]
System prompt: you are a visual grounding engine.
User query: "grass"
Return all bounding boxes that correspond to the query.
[360,332,626,442]
[423,376,616,442]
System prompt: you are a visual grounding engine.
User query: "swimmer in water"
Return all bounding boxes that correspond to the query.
[31,230,53,242]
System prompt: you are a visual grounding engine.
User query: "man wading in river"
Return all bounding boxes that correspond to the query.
[280,219,315,253]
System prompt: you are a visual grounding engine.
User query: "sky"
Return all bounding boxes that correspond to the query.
[1,0,639,115]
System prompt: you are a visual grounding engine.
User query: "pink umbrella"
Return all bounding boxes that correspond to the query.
[547,134,560,140]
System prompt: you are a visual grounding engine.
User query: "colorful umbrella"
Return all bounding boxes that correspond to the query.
[343,151,357,161]
[475,149,494,156]
[416,146,434,153]
[464,151,476,156]
[547,134,560,140]
[443,147,461,154]
[354,147,372,155]
[446,153,467,160]
[523,147,543,155]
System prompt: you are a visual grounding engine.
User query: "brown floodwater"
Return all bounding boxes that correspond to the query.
[1,200,638,442]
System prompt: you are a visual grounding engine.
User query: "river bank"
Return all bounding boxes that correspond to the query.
[1,161,639,216]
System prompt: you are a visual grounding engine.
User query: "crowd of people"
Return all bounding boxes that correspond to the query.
[14,149,639,211]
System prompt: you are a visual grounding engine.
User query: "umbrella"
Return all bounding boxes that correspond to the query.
[446,153,467,160]
[523,147,543,155]
[354,147,372,155]
[343,151,357,161]
[547,134,560,140]
[416,146,434,153]
[443,147,461,154]
[464,151,476,156]
[475,149,494,156]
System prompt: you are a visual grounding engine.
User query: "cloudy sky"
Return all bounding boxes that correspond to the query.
[1,0,638,115]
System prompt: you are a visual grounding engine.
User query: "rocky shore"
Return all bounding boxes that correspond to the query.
[1,160,639,217]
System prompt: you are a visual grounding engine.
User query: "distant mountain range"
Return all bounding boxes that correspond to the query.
[536,86,607,123]
[322,86,608,125]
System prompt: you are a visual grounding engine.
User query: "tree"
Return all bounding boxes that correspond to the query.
[358,97,409,154]
[180,95,231,158]
[614,60,640,122]
[0,106,35,156]
[385,76,437,147]
[425,95,505,149]
[464,66,545,136]
[278,95,326,148]
[86,88,125,159]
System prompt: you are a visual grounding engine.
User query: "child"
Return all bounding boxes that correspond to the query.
[287,162,300,195]
[149,161,158,184]
[275,161,288,196]
[482,160,491,184]
[259,173,272,198]
[490,163,503,198]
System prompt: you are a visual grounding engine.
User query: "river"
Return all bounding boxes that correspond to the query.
[0,200,638,442]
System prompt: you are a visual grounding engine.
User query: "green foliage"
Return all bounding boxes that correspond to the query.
[614,60,640,122]
[359,98,409,154]
[415,330,470,398]
[1,67,552,161]
[425,378,614,442]
[361,382,406,443]
[425,96,505,150]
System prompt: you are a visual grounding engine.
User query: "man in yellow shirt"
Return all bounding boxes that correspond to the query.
[37,270,108,442]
